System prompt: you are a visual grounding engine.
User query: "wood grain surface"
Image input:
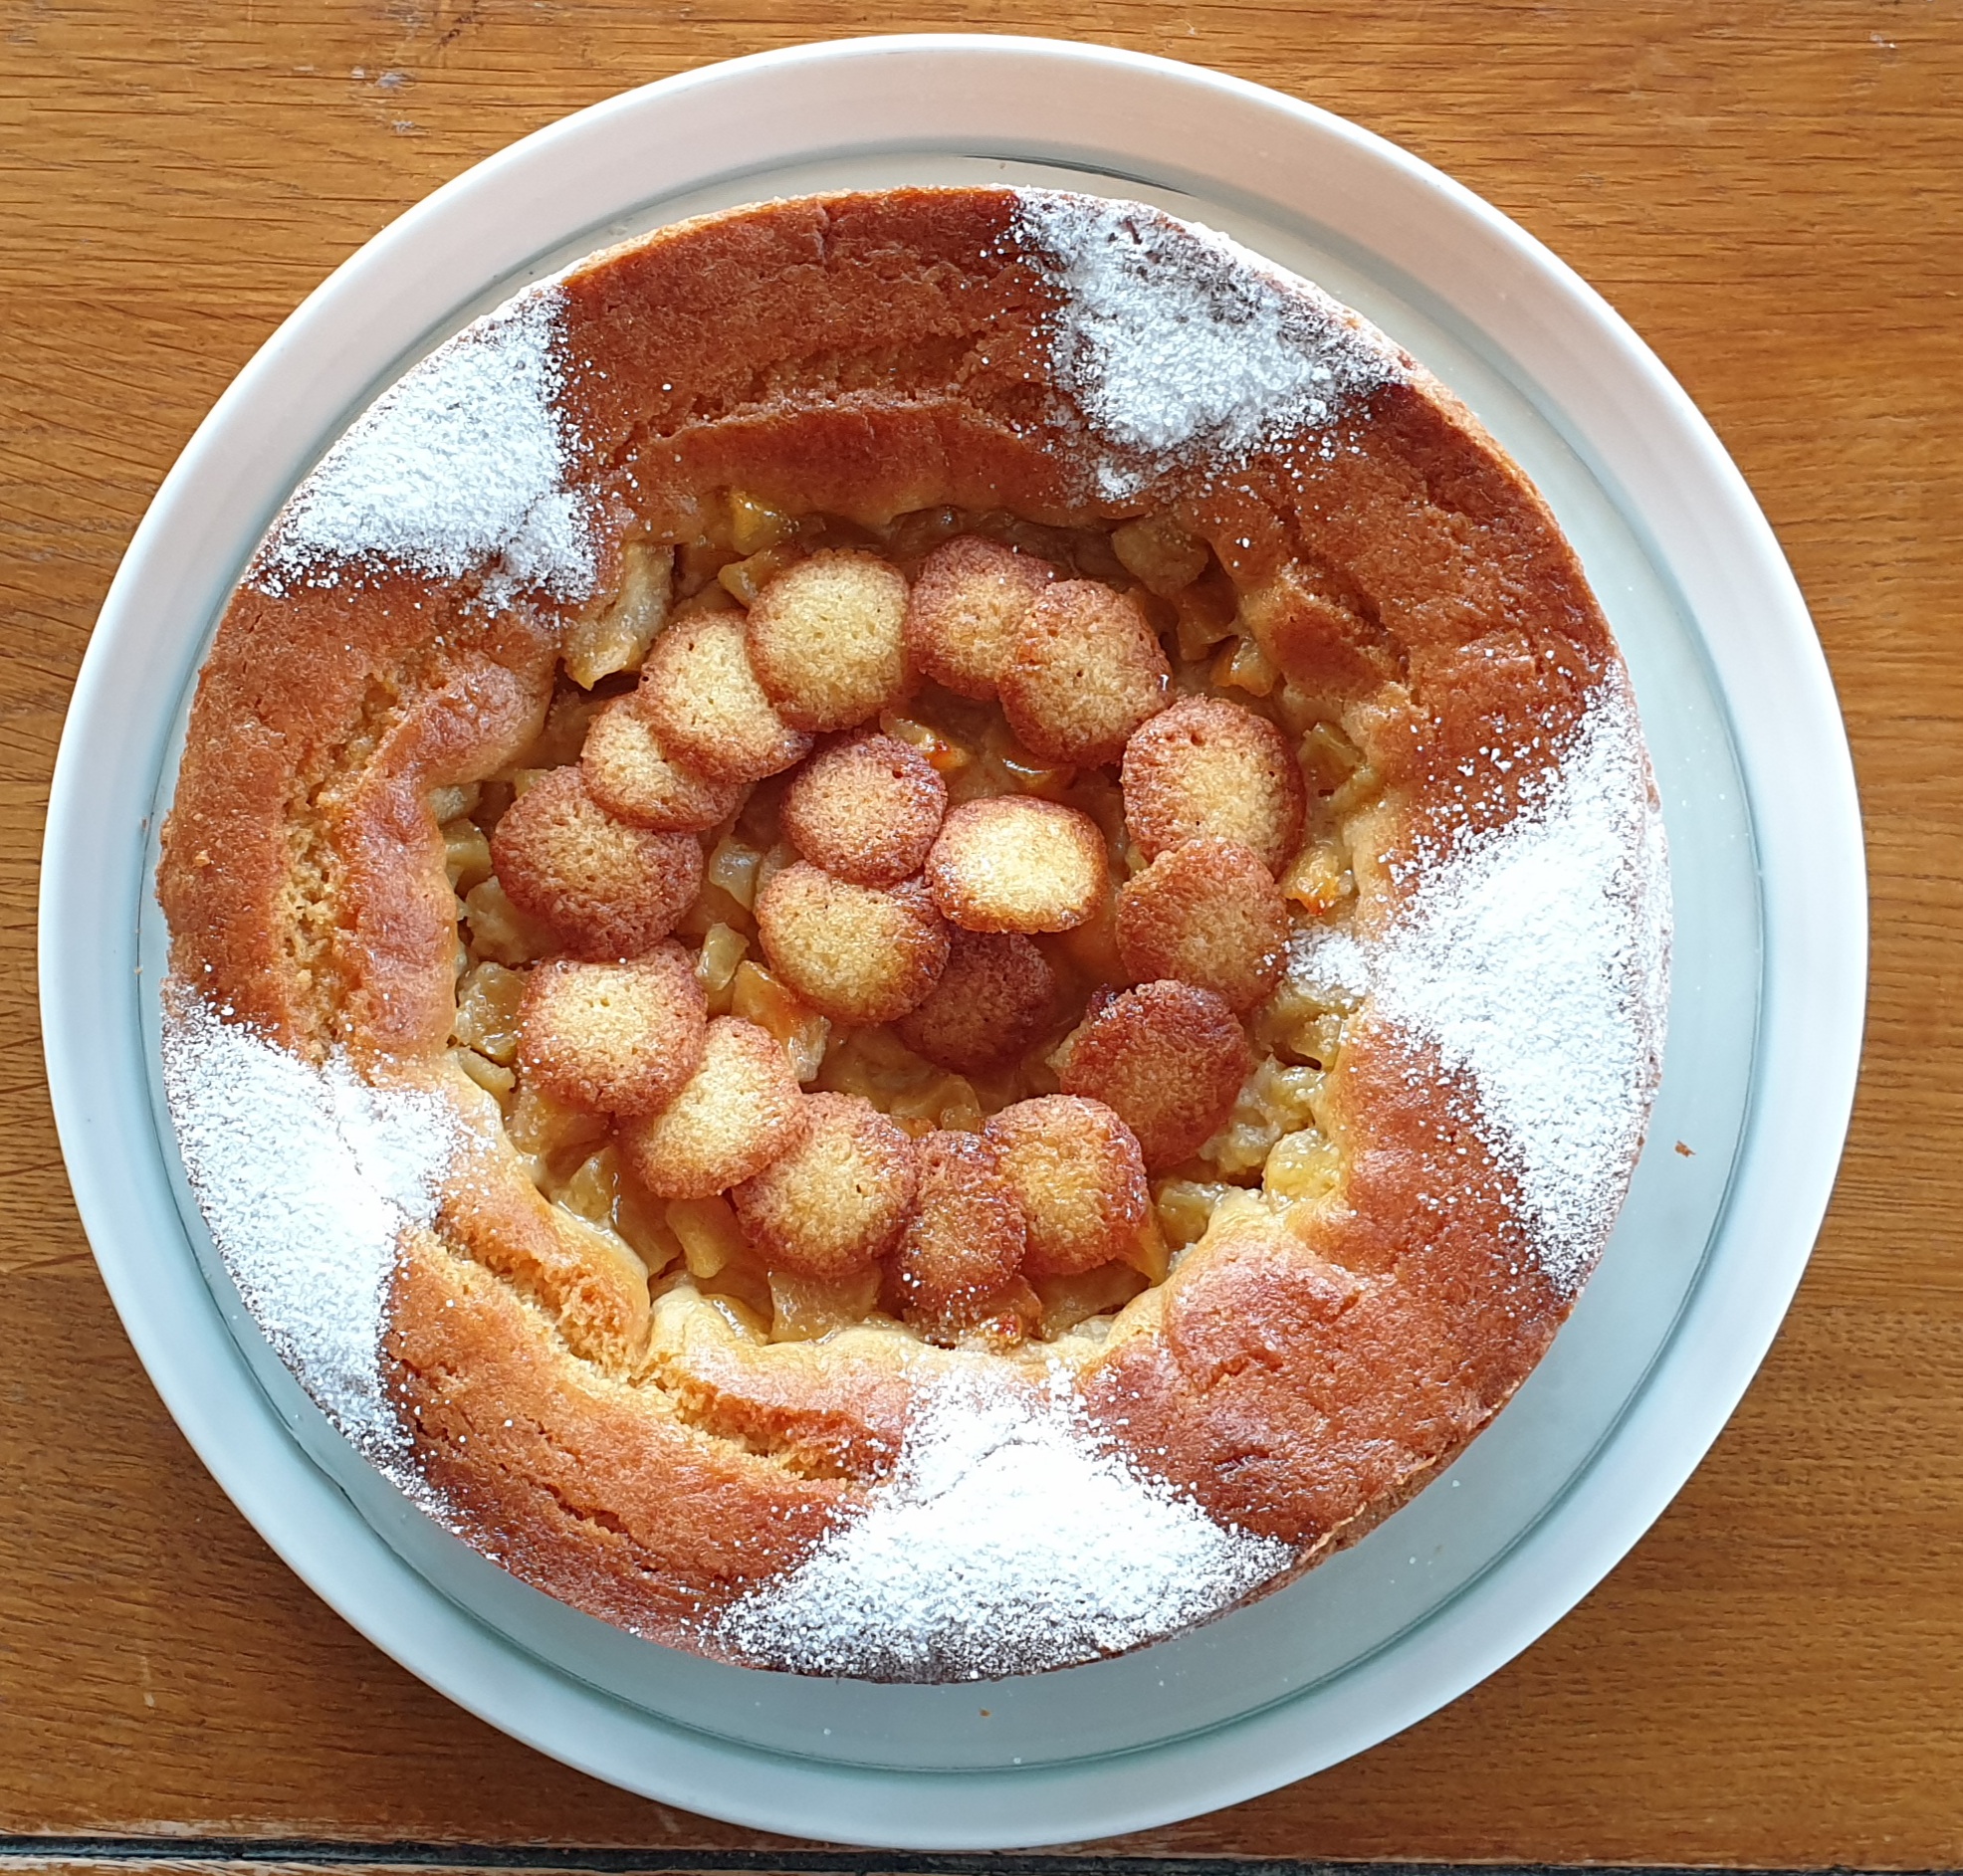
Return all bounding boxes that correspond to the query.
[2,0,1959,1866]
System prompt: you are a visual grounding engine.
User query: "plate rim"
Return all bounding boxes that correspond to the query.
[39,33,1866,1849]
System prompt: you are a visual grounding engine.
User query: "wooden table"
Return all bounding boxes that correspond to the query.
[3,3,1958,1869]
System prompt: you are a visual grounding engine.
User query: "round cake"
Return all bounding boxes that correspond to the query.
[156,188,1670,1681]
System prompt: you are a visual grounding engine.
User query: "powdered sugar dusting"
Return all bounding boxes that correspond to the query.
[1013,192,1400,500]
[254,283,595,602]
[1284,922,1373,1010]
[1366,682,1670,1291]
[714,1371,1292,1680]
[160,994,463,1459]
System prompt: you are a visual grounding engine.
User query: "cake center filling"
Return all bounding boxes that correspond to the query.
[438,493,1377,1355]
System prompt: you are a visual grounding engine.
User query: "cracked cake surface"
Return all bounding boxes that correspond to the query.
[156,186,1669,1682]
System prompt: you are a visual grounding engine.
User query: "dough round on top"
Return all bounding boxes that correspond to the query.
[999,580,1171,765]
[754,863,950,1025]
[491,767,704,959]
[925,796,1108,935]
[517,948,708,1116]
[984,1095,1148,1277]
[617,1016,808,1199]
[895,1130,1027,1320]
[893,927,1055,1074]
[1116,837,1289,1013]
[640,609,812,782]
[733,1092,918,1279]
[904,534,1056,700]
[580,695,746,833]
[780,734,947,887]
[1057,980,1252,1170]
[1120,695,1306,874]
[745,549,912,732]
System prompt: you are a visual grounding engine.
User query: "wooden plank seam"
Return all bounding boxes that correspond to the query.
[0,1848,1959,1876]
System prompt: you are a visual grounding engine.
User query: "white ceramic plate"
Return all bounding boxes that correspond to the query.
[42,36,1863,1850]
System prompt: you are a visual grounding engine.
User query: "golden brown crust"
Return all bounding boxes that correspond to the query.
[903,535,1056,700]
[434,1136,653,1372]
[1238,560,1403,700]
[388,1233,855,1652]
[754,864,950,1025]
[517,947,708,1116]
[1080,1026,1565,1546]
[617,1016,808,1199]
[732,1092,919,1279]
[580,695,746,833]
[892,927,1055,1074]
[999,581,1172,765]
[924,796,1108,935]
[745,548,912,732]
[640,609,812,782]
[984,1095,1149,1278]
[491,767,704,960]
[158,580,555,1055]
[1115,837,1289,1013]
[1056,980,1253,1171]
[1120,696,1306,874]
[896,1131,1028,1325]
[779,734,947,887]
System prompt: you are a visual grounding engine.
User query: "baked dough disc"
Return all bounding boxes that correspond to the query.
[157,187,1668,1682]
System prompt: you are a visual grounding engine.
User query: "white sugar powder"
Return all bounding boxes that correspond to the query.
[255,282,595,601]
[715,1371,1293,1680]
[1284,922,1373,1010]
[160,995,462,1458]
[1365,683,1670,1291]
[1013,192,1399,500]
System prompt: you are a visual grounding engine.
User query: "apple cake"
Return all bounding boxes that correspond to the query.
[157,187,1670,1681]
